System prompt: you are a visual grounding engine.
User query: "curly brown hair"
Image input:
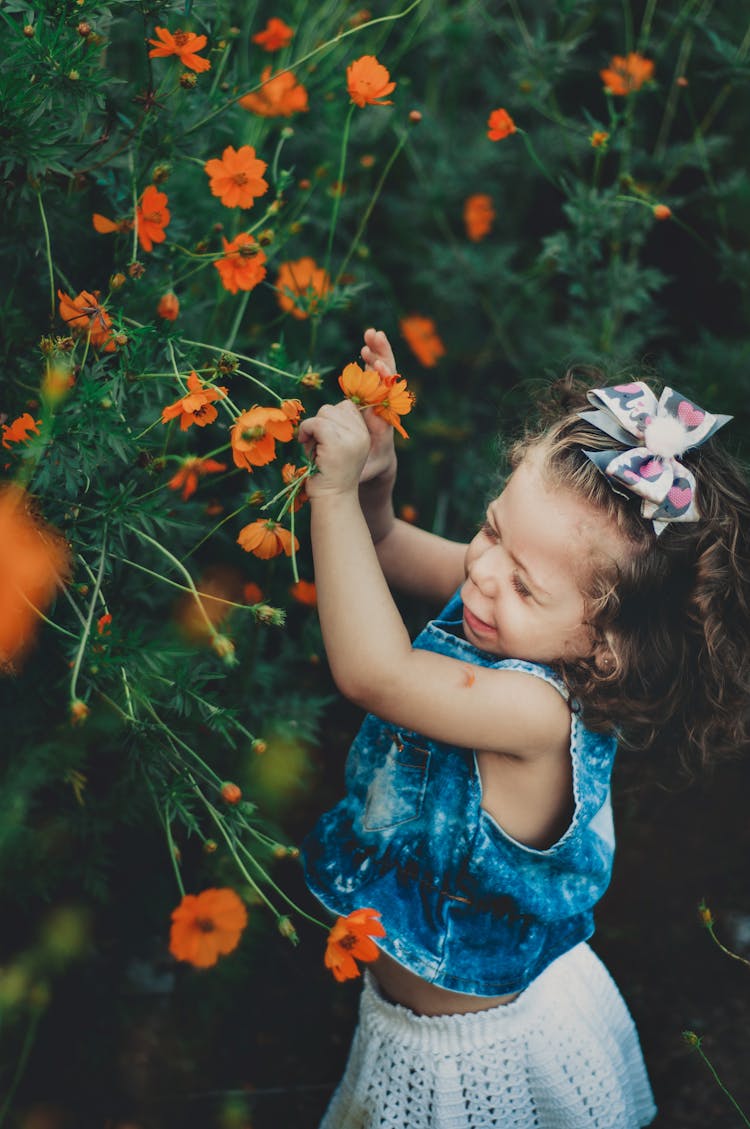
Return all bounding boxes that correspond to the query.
[509,370,750,770]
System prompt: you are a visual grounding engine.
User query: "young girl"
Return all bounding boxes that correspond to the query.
[297,328,750,1129]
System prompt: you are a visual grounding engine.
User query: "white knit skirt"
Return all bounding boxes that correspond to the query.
[319,943,657,1129]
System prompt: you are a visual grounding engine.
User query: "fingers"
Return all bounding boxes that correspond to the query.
[361,327,397,376]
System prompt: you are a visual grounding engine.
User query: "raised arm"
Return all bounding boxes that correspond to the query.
[297,400,570,757]
[357,328,465,603]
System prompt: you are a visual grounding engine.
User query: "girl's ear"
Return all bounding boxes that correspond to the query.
[592,639,617,676]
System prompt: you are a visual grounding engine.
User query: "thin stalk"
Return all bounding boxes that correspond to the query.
[0,1005,44,1128]
[324,103,355,286]
[125,527,221,643]
[224,289,251,353]
[69,533,108,703]
[683,1034,750,1126]
[36,191,55,321]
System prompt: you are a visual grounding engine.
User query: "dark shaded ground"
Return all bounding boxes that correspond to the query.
[11,716,750,1129]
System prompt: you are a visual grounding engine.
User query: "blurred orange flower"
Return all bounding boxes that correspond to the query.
[2,412,41,449]
[92,213,133,235]
[136,185,170,252]
[0,484,71,671]
[168,456,227,499]
[169,888,247,968]
[204,145,269,208]
[214,234,268,294]
[231,406,295,471]
[58,289,116,352]
[487,107,516,141]
[96,613,112,635]
[161,372,227,430]
[652,204,672,220]
[589,130,610,148]
[239,66,309,117]
[338,362,387,407]
[400,315,445,367]
[237,519,298,558]
[252,17,294,51]
[373,375,414,439]
[148,27,211,73]
[276,258,331,319]
[346,55,396,107]
[324,908,385,982]
[600,52,654,96]
[463,194,495,241]
[243,581,263,604]
[157,292,180,320]
[174,566,242,643]
[290,579,317,606]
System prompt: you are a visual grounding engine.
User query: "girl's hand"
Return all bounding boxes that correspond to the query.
[298,400,370,498]
[361,326,397,378]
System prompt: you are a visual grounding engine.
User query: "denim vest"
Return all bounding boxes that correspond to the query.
[303,589,618,996]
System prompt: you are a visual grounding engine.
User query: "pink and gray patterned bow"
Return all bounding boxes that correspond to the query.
[579,383,731,534]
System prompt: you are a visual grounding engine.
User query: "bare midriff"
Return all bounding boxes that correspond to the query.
[371,949,519,1016]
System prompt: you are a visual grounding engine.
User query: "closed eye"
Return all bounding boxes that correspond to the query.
[511,572,532,599]
[480,519,498,541]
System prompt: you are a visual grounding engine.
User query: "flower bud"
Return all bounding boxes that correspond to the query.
[221,781,242,805]
[652,204,672,221]
[277,916,299,943]
[251,738,267,755]
[109,272,126,290]
[23,24,35,37]
[180,71,197,89]
[70,699,89,725]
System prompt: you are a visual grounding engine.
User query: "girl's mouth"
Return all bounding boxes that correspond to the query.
[463,606,497,637]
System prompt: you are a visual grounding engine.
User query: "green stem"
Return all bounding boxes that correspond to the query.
[224,290,251,352]
[69,533,108,703]
[0,1004,44,1128]
[684,1035,750,1126]
[324,103,355,285]
[125,526,221,643]
[517,129,561,190]
[36,190,55,322]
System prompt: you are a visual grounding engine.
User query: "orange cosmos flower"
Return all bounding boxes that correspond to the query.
[338,362,387,407]
[324,908,385,982]
[243,581,263,604]
[169,888,247,968]
[280,398,304,424]
[136,185,170,252]
[231,406,295,471]
[92,213,133,235]
[204,145,269,209]
[600,52,654,96]
[215,234,268,295]
[276,258,331,319]
[281,462,309,510]
[589,130,610,148]
[157,292,180,320]
[58,289,116,352]
[463,193,495,242]
[373,375,414,440]
[290,579,316,606]
[161,372,227,430]
[239,66,309,118]
[96,613,112,635]
[400,315,446,368]
[148,27,211,73]
[237,519,298,559]
[2,412,41,449]
[252,17,294,51]
[0,484,71,671]
[487,108,516,141]
[168,456,227,500]
[346,54,396,108]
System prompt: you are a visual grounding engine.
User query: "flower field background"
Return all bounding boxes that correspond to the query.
[2,0,750,1126]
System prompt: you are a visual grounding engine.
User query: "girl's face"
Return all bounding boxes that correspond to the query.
[461,452,627,664]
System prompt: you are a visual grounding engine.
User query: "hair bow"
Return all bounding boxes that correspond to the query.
[578,383,731,534]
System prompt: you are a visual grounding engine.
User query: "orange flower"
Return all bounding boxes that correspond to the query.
[373,375,414,440]
[148,27,211,73]
[168,456,227,499]
[400,315,446,368]
[346,54,396,108]
[96,613,112,635]
[652,204,672,221]
[169,888,248,968]
[157,292,180,320]
[161,372,227,431]
[136,185,170,252]
[240,66,309,118]
[290,579,316,606]
[0,484,71,671]
[252,17,294,51]
[58,289,116,352]
[589,130,610,148]
[92,213,133,235]
[276,258,331,319]
[204,145,269,208]
[220,781,242,804]
[281,462,309,510]
[338,362,387,407]
[243,581,263,604]
[324,908,385,982]
[215,234,268,295]
[463,194,495,242]
[280,398,304,424]
[231,406,295,471]
[2,412,41,449]
[600,52,654,96]
[487,108,516,141]
[237,519,298,559]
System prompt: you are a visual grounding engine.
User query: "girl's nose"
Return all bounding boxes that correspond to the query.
[470,542,502,591]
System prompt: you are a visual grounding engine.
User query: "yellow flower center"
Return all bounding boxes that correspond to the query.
[242,426,265,441]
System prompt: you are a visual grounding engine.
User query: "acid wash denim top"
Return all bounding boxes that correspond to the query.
[303,588,618,997]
